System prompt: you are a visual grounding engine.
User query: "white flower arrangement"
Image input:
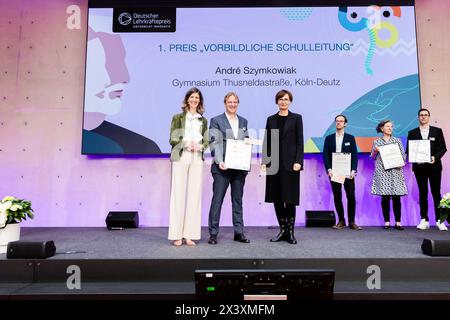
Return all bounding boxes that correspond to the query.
[0,196,34,228]
[438,193,450,223]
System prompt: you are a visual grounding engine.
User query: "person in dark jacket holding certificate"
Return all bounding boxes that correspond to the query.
[407,108,447,231]
[323,115,361,230]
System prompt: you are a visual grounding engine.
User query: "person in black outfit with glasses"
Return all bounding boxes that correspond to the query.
[407,108,448,231]
[323,114,362,230]
[262,89,304,244]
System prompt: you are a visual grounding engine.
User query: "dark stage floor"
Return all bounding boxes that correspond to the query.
[1,226,449,259]
[1,227,450,300]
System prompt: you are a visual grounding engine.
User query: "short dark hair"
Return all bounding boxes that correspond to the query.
[418,108,430,116]
[376,119,392,133]
[335,114,347,123]
[275,89,293,103]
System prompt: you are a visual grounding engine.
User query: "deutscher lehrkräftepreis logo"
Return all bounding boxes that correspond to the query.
[113,7,176,32]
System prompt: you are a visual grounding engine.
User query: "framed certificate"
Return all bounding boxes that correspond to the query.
[224,139,252,171]
[379,143,405,170]
[332,153,351,176]
[408,140,431,163]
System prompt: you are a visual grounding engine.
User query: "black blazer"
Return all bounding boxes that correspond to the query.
[407,126,447,172]
[323,132,358,172]
[262,111,304,171]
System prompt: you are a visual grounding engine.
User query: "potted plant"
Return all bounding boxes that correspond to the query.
[0,196,34,249]
[438,193,450,224]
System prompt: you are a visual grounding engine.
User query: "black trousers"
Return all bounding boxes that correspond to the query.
[381,195,401,222]
[414,169,442,221]
[330,178,356,223]
[274,202,296,220]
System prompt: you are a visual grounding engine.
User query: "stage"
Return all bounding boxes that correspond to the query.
[1,227,450,300]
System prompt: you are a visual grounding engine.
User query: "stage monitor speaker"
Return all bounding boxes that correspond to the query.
[7,240,56,259]
[305,210,335,227]
[195,269,335,301]
[421,239,450,256]
[106,211,139,230]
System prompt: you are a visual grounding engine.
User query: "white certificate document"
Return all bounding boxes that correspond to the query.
[224,139,252,171]
[379,143,405,170]
[331,174,346,184]
[408,140,431,163]
[332,153,351,176]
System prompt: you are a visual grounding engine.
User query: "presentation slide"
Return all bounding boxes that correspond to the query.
[82,5,420,155]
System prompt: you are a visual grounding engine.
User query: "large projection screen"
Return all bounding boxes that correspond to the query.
[82,1,420,155]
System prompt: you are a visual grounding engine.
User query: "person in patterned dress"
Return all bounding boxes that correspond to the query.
[370,120,408,230]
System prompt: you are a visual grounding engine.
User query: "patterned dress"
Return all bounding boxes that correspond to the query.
[371,137,408,196]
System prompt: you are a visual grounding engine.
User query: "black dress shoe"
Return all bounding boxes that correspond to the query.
[208,235,217,245]
[234,234,250,243]
[395,225,404,230]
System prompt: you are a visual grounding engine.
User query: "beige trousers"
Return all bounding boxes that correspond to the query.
[168,151,203,240]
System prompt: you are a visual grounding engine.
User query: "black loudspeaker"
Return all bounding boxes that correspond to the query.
[106,211,139,230]
[305,210,336,227]
[421,239,450,256]
[7,241,56,259]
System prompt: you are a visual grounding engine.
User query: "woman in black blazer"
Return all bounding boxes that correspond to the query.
[262,89,304,244]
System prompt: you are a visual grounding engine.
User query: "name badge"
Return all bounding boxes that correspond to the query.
[430,137,435,141]
[344,142,350,146]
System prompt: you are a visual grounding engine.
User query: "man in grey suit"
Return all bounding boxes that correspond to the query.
[208,92,250,245]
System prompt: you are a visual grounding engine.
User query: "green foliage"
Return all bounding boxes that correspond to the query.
[438,193,450,223]
[0,196,34,228]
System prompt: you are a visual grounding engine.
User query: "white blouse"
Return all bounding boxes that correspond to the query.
[183,112,203,143]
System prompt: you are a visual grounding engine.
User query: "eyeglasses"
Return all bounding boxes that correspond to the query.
[278,98,290,102]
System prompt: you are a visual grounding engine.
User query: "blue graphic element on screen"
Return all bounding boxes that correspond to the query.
[338,7,367,31]
[311,74,420,152]
[280,7,314,21]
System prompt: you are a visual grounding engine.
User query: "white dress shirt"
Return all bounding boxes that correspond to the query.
[225,112,239,139]
[420,126,429,140]
[335,132,344,153]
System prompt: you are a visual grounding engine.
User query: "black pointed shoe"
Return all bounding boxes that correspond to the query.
[234,234,250,243]
[208,235,218,245]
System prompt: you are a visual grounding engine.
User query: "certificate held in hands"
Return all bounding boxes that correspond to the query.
[379,143,405,170]
[408,140,431,163]
[332,153,351,176]
[224,139,252,171]
[331,153,351,184]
